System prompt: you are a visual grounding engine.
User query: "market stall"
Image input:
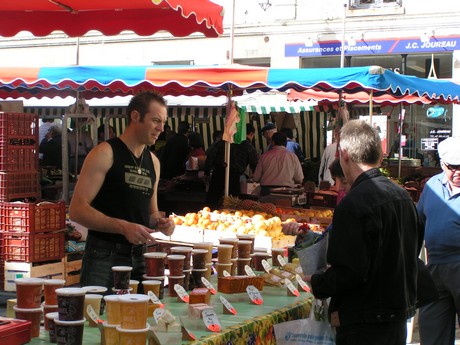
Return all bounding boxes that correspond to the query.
[0,0,224,38]
[3,64,460,203]
[26,286,312,345]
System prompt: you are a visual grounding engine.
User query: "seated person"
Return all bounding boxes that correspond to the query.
[253,131,304,196]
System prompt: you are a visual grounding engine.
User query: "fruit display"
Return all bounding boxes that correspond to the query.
[276,207,334,226]
[170,206,284,240]
[223,196,278,215]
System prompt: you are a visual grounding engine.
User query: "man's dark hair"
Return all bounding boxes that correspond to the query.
[188,131,204,149]
[177,121,190,135]
[280,127,294,139]
[329,158,344,179]
[126,90,167,125]
[246,123,255,135]
[272,131,287,147]
[212,130,223,142]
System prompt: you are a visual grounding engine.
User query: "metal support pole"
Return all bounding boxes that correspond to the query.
[62,112,97,204]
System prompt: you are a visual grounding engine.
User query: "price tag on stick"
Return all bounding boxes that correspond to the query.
[261,259,272,273]
[147,291,164,308]
[285,278,300,297]
[179,317,196,341]
[244,265,256,277]
[296,274,311,292]
[153,308,165,325]
[86,305,102,325]
[223,270,231,277]
[220,296,237,315]
[174,284,190,303]
[201,277,216,295]
[246,285,263,305]
[277,255,287,267]
[202,308,221,332]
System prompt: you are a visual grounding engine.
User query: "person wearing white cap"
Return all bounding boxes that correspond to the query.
[417,136,460,345]
[260,122,277,151]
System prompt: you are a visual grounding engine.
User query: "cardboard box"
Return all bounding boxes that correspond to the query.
[4,260,65,291]
[240,182,260,195]
[64,254,82,287]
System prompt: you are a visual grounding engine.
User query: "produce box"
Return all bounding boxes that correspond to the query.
[307,191,337,208]
[0,200,66,233]
[152,225,288,251]
[2,230,65,263]
[65,240,86,252]
[4,260,65,291]
[277,206,333,226]
[0,171,40,202]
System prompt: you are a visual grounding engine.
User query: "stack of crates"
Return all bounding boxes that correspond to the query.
[0,112,40,201]
[1,201,67,290]
[0,112,65,290]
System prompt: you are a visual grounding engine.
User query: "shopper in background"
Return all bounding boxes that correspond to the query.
[97,125,115,142]
[68,125,94,174]
[39,123,65,169]
[280,127,305,162]
[186,131,206,170]
[417,136,460,345]
[161,121,191,179]
[205,124,259,209]
[205,130,223,157]
[253,131,304,196]
[69,90,175,291]
[328,158,348,205]
[260,122,277,151]
[39,118,54,161]
[318,127,339,186]
[306,120,423,345]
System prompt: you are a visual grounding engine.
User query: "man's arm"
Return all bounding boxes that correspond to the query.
[69,142,154,244]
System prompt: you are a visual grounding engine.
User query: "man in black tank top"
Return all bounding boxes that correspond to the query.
[69,91,175,292]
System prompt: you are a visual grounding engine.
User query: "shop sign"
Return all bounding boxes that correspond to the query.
[285,35,460,57]
[421,138,438,151]
[429,128,452,139]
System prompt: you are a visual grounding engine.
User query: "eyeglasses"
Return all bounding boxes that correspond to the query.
[444,162,460,171]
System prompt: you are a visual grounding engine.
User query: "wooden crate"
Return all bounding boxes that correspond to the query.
[63,252,82,287]
[4,260,65,291]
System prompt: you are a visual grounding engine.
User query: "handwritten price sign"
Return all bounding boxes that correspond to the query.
[202,308,221,332]
[220,296,237,315]
[174,284,189,303]
[246,285,263,305]
[201,277,216,294]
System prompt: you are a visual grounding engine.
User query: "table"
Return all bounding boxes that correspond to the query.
[30,285,312,344]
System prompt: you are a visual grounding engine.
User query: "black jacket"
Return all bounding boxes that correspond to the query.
[311,168,424,325]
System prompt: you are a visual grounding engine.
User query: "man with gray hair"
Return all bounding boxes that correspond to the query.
[305,120,423,345]
[417,136,460,345]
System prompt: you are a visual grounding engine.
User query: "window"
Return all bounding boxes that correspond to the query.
[350,0,402,9]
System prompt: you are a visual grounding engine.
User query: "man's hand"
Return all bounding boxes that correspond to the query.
[281,222,301,236]
[156,217,175,236]
[122,222,156,245]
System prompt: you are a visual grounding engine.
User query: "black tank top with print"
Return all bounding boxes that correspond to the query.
[88,137,155,244]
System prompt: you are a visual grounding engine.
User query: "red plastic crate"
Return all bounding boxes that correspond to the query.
[0,142,38,171]
[2,231,65,263]
[0,171,40,202]
[0,201,66,233]
[0,113,39,138]
[0,317,32,345]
